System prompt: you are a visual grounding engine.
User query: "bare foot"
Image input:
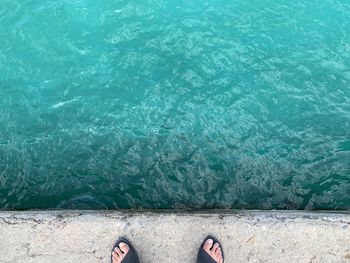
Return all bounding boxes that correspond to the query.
[112,242,129,263]
[203,238,223,263]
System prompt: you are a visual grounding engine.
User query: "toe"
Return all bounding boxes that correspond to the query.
[215,247,221,256]
[203,239,213,252]
[218,249,223,262]
[119,242,129,254]
[115,247,122,257]
[212,243,219,252]
[112,251,119,262]
[214,252,220,261]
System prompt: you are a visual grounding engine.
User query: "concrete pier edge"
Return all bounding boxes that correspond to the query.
[1,210,350,262]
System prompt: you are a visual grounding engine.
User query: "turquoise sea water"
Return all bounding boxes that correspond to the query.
[1,0,350,210]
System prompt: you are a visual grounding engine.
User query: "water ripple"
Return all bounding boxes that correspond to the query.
[0,0,350,210]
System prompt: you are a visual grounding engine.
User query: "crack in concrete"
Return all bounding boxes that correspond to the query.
[0,217,46,225]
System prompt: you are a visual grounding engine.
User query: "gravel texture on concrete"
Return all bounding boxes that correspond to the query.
[0,210,350,263]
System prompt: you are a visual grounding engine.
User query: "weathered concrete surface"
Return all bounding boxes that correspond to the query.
[0,211,350,263]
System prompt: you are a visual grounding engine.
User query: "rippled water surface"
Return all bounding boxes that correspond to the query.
[1,0,350,210]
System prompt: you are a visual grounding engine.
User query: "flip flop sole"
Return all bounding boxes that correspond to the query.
[197,235,225,263]
[111,237,140,263]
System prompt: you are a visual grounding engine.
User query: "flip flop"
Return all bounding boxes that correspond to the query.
[197,235,225,263]
[111,237,140,263]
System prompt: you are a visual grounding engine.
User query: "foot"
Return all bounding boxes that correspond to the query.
[203,238,223,263]
[112,242,129,263]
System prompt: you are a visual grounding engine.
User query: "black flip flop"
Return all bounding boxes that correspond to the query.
[111,237,140,263]
[197,235,225,263]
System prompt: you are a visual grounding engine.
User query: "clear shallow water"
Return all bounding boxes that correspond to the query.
[1,0,350,210]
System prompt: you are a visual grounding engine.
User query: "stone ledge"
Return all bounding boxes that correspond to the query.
[0,210,350,263]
